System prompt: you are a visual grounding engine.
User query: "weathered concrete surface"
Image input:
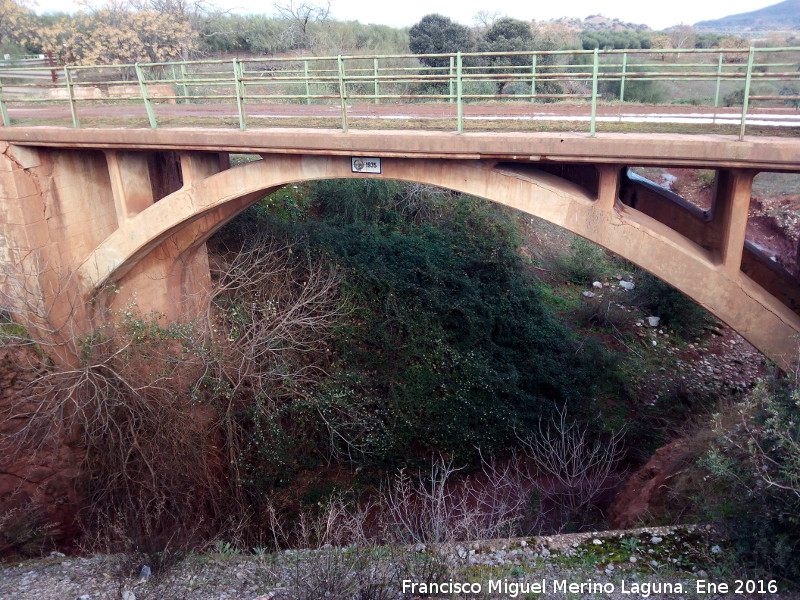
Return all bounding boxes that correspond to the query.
[0,145,225,363]
[75,153,800,369]
[1,127,799,170]
[1,128,799,368]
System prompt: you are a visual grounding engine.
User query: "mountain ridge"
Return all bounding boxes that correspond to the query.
[694,0,800,30]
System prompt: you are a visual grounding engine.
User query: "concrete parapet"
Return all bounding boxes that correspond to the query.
[107,83,177,103]
[47,87,105,100]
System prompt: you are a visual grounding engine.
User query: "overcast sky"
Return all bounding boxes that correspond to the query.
[32,0,780,31]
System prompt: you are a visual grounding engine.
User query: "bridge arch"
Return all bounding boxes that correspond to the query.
[78,153,800,368]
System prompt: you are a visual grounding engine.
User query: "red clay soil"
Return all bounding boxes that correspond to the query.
[607,438,692,529]
[0,348,83,555]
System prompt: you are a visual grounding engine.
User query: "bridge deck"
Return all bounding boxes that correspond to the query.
[1,127,799,171]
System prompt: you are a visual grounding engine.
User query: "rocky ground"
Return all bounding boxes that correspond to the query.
[5,525,796,600]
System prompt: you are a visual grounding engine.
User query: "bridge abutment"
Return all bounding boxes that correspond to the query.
[0,146,225,363]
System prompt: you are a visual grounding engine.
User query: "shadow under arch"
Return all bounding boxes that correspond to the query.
[78,153,800,369]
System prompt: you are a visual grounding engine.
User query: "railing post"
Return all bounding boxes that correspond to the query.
[739,47,755,141]
[233,58,246,130]
[713,53,723,108]
[47,50,56,84]
[304,60,311,105]
[530,53,537,103]
[0,78,10,126]
[590,48,599,137]
[170,64,178,99]
[337,55,348,132]
[619,52,627,103]
[456,52,463,133]
[179,63,189,103]
[449,56,454,103]
[64,66,79,128]
[373,58,380,104]
[135,63,157,129]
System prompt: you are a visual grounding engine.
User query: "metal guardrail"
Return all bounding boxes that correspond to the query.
[0,47,798,139]
[0,54,59,82]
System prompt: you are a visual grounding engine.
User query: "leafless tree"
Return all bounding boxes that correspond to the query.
[519,408,624,529]
[473,10,502,31]
[667,23,697,52]
[273,0,331,48]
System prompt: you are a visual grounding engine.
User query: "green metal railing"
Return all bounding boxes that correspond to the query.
[0,47,798,139]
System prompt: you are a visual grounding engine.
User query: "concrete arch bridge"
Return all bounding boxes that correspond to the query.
[1,127,799,368]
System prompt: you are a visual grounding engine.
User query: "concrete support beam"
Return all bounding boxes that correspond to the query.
[714,169,755,276]
[595,164,621,212]
[75,154,800,368]
[179,151,224,186]
[105,151,155,222]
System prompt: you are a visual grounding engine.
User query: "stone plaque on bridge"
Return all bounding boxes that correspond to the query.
[351,157,381,174]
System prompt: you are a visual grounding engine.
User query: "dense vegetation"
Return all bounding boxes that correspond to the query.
[2,0,794,66]
[223,180,612,476]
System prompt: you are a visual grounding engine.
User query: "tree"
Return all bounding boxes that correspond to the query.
[0,0,39,54]
[483,16,532,51]
[720,35,750,63]
[273,0,331,49]
[667,23,696,50]
[531,22,578,51]
[409,14,474,69]
[480,17,533,93]
[650,34,673,61]
[472,9,501,32]
[39,1,197,65]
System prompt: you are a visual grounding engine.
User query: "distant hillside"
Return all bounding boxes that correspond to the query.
[548,15,650,32]
[695,0,800,30]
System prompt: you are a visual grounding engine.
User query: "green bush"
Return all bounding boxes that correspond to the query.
[700,381,800,583]
[243,182,609,470]
[600,79,666,104]
[555,237,607,285]
[630,271,707,337]
[723,88,745,107]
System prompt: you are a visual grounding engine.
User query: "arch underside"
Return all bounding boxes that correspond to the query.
[78,154,800,369]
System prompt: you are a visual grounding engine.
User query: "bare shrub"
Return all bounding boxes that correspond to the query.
[268,545,399,600]
[380,455,537,545]
[520,409,624,530]
[392,183,451,224]
[205,236,342,399]
[261,493,374,551]
[1,309,226,552]
[0,492,56,556]
[574,295,629,331]
[0,248,88,367]
[0,237,344,553]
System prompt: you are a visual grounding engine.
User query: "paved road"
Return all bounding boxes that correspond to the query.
[5,101,800,128]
